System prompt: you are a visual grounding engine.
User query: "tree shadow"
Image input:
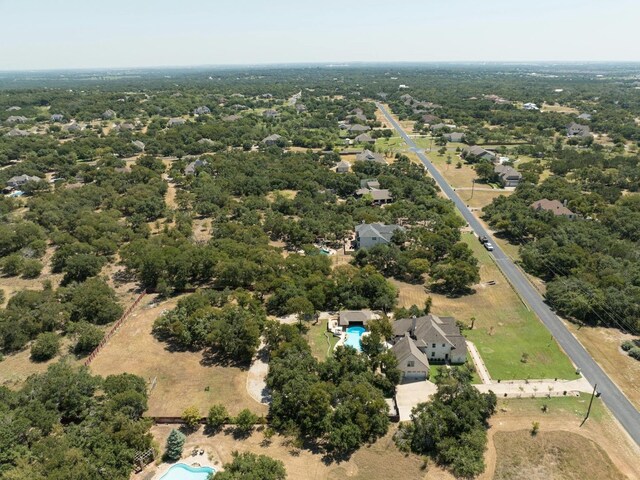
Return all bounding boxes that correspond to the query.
[200,347,251,370]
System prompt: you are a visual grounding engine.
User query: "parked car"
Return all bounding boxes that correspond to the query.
[479,235,488,244]
[484,242,494,251]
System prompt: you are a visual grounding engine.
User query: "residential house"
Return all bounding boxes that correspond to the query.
[63,123,82,132]
[295,104,307,113]
[338,310,380,327]
[6,116,27,124]
[5,128,30,137]
[354,222,403,249]
[50,114,64,122]
[392,314,467,365]
[354,133,375,144]
[360,179,380,189]
[184,159,207,175]
[6,106,21,111]
[131,140,145,151]
[197,138,216,147]
[463,145,496,162]
[7,174,42,189]
[102,109,117,120]
[355,149,386,164]
[193,106,211,115]
[116,122,135,131]
[523,102,539,110]
[577,113,592,121]
[391,334,431,381]
[444,132,465,143]
[262,134,283,146]
[494,164,522,187]
[167,118,186,127]
[400,94,413,104]
[348,124,370,134]
[566,122,591,138]
[421,114,440,125]
[355,187,393,206]
[263,109,279,119]
[222,114,241,122]
[335,160,350,173]
[430,123,450,132]
[531,199,576,219]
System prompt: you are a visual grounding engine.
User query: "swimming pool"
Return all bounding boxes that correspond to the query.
[159,463,215,480]
[344,326,366,352]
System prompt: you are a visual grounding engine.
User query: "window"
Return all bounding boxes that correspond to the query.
[432,343,436,348]
[431,352,435,357]
[442,344,446,347]
[407,361,415,367]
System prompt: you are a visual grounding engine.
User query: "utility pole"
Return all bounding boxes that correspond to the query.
[581,383,599,426]
[470,179,475,200]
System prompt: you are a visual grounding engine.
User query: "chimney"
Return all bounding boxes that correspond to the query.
[563,199,568,207]
[411,315,417,338]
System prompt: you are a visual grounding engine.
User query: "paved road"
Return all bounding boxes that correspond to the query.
[377,102,640,446]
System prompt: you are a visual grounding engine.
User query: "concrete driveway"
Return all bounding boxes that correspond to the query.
[396,380,437,421]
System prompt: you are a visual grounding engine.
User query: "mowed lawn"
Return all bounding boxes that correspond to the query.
[89,294,267,417]
[305,318,338,361]
[392,233,576,380]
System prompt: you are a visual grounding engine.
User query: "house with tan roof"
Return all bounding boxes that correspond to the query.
[531,199,576,219]
[392,314,467,367]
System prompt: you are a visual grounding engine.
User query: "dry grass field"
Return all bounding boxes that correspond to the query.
[540,103,580,115]
[565,323,640,411]
[492,430,625,480]
[89,294,267,417]
[141,425,454,480]
[483,395,640,480]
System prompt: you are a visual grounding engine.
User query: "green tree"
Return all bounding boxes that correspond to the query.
[30,332,60,361]
[234,409,258,436]
[206,404,229,432]
[165,429,186,462]
[181,405,201,430]
[71,322,104,355]
[215,452,286,480]
[21,259,43,279]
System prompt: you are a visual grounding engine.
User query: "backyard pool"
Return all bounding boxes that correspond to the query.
[344,326,366,352]
[159,463,215,480]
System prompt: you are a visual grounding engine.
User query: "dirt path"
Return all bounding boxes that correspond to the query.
[246,339,271,405]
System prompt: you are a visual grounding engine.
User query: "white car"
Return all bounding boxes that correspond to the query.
[484,242,494,251]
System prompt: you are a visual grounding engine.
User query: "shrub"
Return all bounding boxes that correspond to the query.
[2,254,24,276]
[234,409,258,435]
[628,347,640,361]
[207,404,229,432]
[164,429,186,461]
[531,421,540,436]
[21,259,43,279]
[181,405,201,430]
[621,340,635,352]
[30,332,60,361]
[72,322,104,355]
[0,288,5,305]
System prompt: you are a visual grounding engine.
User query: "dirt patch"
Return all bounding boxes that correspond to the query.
[142,425,449,480]
[480,398,640,480]
[89,294,267,417]
[540,103,580,115]
[492,430,625,480]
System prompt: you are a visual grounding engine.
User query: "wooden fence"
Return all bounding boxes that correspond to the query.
[84,290,147,366]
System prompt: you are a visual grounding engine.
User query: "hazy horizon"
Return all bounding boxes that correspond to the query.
[1,0,640,70]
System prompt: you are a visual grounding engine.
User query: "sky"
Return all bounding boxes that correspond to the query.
[1,0,639,70]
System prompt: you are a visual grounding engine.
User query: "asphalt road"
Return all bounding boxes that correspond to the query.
[377,102,640,446]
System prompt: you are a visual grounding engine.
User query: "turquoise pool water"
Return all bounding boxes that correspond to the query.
[159,463,215,480]
[345,326,366,352]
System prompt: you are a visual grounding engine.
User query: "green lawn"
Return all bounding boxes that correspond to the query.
[461,235,577,380]
[305,319,338,361]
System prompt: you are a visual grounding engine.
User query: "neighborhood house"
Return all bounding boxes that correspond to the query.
[355,222,403,249]
[531,199,576,219]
